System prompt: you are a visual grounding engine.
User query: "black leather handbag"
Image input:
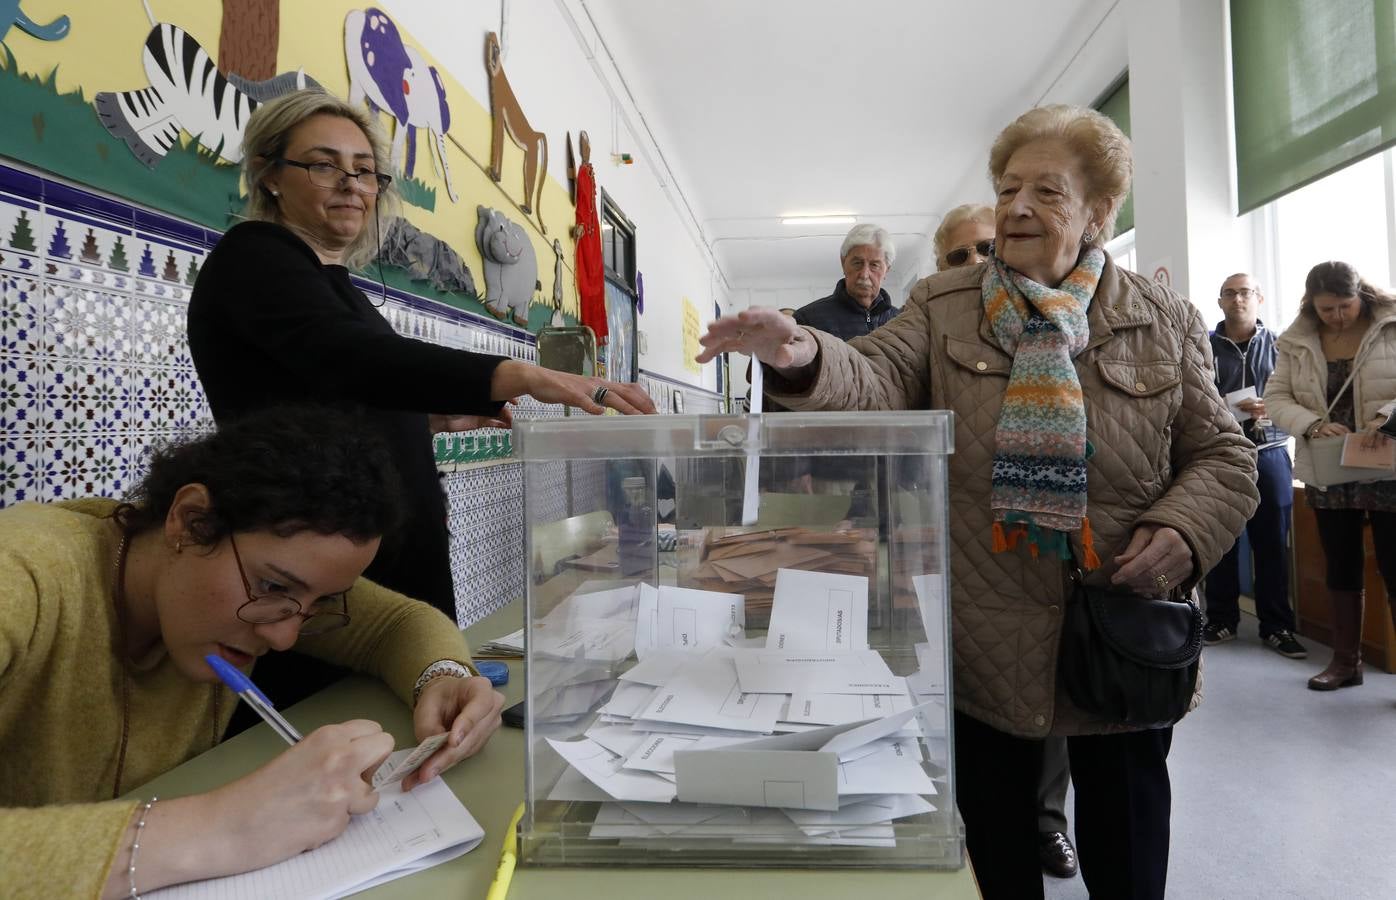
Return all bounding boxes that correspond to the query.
[1058,569,1203,728]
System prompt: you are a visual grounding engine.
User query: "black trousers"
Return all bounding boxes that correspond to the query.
[954,711,1173,900]
[1204,446,1295,636]
[1311,508,1396,595]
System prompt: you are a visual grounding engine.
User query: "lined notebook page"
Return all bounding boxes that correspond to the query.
[148,760,484,899]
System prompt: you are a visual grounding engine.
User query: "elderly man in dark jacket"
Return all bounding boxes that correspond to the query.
[1206,273,1307,658]
[794,223,900,338]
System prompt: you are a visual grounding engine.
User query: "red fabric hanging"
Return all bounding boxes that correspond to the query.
[574,163,607,342]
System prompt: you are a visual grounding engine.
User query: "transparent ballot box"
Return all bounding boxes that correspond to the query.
[515,412,959,868]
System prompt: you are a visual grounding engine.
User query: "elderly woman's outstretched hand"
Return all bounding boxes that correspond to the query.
[695,308,818,373]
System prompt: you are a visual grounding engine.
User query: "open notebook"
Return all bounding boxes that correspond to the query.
[147,750,485,899]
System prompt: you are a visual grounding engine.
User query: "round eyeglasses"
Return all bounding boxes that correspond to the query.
[276,158,392,195]
[228,534,350,636]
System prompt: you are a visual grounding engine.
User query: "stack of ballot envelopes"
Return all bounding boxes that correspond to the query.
[538,566,948,846]
[683,527,878,624]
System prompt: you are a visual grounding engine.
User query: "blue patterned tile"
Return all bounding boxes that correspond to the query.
[50,358,123,430]
[0,431,43,507]
[0,270,42,356]
[44,282,132,362]
[132,296,188,366]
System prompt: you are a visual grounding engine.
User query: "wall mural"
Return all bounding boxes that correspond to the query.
[345,8,457,202]
[0,0,579,334]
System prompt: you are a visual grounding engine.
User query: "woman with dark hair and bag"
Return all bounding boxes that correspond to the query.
[697,105,1256,899]
[1265,261,1396,691]
[0,407,504,897]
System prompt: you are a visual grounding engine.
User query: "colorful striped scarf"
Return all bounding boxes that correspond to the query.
[982,247,1105,568]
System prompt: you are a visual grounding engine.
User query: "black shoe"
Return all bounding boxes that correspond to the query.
[1203,623,1237,645]
[1039,831,1078,878]
[1263,630,1308,659]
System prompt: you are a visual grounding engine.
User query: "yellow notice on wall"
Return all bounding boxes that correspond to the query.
[682,297,701,373]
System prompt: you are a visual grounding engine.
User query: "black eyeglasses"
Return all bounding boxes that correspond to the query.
[276,159,392,195]
[945,240,994,267]
[228,534,351,636]
[1220,287,1257,299]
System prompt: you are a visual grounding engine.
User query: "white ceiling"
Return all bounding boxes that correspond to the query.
[583,0,1118,300]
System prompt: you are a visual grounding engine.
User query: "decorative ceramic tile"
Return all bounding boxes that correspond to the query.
[0,430,43,506]
[49,357,123,430]
[44,282,132,362]
[131,295,189,367]
[0,270,43,356]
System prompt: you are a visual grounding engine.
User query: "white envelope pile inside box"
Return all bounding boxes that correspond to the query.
[538,568,949,848]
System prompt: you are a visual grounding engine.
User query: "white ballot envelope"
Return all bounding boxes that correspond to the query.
[734,649,897,695]
[634,584,745,659]
[765,569,869,652]
[675,749,841,811]
[636,653,785,733]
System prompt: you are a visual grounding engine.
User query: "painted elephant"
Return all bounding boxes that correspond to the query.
[476,205,538,328]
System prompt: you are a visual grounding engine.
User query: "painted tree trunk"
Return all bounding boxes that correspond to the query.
[218,0,280,80]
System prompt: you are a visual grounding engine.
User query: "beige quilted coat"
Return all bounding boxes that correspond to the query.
[767,255,1258,738]
[1265,304,1396,485]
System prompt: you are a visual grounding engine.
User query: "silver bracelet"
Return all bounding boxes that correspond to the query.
[128,796,157,900]
[412,659,474,704]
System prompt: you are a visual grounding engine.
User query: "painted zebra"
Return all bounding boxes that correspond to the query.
[93,13,317,169]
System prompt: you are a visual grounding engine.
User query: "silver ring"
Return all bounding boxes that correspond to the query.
[591,386,609,404]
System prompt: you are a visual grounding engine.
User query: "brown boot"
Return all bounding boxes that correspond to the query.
[1308,590,1364,690]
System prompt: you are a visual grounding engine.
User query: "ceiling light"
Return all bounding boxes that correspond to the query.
[780,215,857,226]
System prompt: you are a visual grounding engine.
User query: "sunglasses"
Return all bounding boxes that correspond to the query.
[945,240,994,267]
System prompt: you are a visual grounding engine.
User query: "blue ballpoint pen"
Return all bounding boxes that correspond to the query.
[205,654,303,745]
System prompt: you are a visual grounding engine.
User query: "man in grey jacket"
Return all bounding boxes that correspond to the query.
[793,224,900,338]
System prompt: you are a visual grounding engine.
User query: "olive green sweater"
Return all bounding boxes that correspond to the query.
[0,500,476,898]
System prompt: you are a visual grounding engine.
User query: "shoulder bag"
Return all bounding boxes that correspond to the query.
[1300,349,1391,488]
[1058,564,1203,728]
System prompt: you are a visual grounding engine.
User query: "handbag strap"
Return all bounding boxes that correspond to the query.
[1317,340,1372,422]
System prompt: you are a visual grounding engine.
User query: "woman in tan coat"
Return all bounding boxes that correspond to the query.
[697,106,1256,900]
[1265,261,1396,691]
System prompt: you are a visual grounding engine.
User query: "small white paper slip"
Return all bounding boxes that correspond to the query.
[372,733,448,789]
[741,362,763,526]
[766,569,870,653]
[1225,386,1258,422]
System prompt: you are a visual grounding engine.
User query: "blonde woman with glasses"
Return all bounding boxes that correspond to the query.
[188,89,654,730]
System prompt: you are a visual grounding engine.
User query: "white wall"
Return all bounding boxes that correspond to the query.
[384,0,726,390]
[1126,0,1256,309]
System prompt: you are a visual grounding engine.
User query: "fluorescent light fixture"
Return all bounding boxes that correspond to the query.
[781,215,857,226]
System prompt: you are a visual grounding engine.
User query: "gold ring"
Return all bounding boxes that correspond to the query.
[1154,574,1169,590]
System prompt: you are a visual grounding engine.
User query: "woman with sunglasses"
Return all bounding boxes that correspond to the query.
[188,89,654,728]
[933,203,996,271]
[0,407,503,897]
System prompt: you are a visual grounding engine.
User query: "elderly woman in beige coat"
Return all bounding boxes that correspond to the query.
[697,106,1256,900]
[1265,261,1396,692]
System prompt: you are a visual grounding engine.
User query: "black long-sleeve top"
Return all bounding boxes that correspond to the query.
[187,221,507,617]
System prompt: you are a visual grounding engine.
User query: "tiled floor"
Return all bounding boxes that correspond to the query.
[1044,612,1396,899]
